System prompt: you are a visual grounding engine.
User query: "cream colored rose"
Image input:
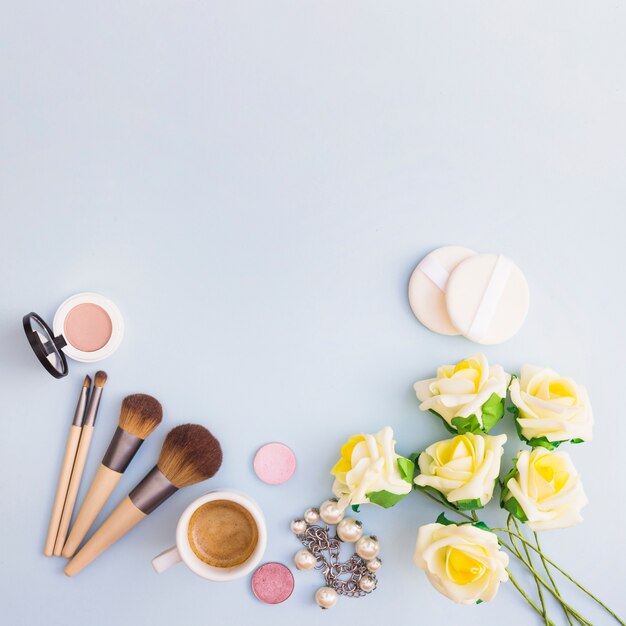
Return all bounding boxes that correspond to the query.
[502,447,588,531]
[510,365,593,444]
[330,426,412,508]
[414,353,510,433]
[415,433,506,508]
[414,522,509,604]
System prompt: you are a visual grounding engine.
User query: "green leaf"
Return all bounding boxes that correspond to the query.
[526,436,561,450]
[351,504,360,513]
[499,457,519,507]
[571,438,585,444]
[415,484,447,502]
[502,495,528,523]
[408,451,420,464]
[366,489,407,508]
[436,512,456,526]
[499,457,529,522]
[397,456,415,483]
[451,414,482,434]
[481,393,505,432]
[435,512,492,533]
[429,410,458,434]
[454,498,483,511]
[476,599,484,605]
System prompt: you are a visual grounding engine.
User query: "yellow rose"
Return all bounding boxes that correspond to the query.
[414,522,509,604]
[510,365,593,445]
[414,433,506,508]
[502,447,588,531]
[414,353,510,433]
[330,426,413,509]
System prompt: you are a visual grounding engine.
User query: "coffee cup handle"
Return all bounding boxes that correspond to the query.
[151,546,182,574]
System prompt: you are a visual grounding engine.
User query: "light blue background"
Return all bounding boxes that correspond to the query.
[1,2,625,625]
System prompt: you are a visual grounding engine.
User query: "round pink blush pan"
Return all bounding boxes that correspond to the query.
[253,443,296,485]
[252,562,294,604]
[64,303,112,352]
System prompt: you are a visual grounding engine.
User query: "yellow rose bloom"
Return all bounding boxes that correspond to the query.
[502,447,588,531]
[330,427,412,508]
[414,522,509,604]
[415,432,506,508]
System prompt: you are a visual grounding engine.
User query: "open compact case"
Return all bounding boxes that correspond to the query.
[23,292,124,378]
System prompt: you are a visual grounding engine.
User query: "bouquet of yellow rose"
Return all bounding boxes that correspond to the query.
[329,353,623,625]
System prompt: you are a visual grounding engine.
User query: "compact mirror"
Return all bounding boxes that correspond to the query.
[22,312,69,378]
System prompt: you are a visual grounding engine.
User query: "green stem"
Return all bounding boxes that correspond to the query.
[507,569,557,626]
[498,539,593,626]
[417,488,474,522]
[534,531,574,626]
[509,515,549,625]
[494,528,626,626]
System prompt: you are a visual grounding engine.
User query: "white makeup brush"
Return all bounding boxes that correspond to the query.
[53,370,107,556]
[44,375,91,557]
[62,394,162,557]
[65,424,222,576]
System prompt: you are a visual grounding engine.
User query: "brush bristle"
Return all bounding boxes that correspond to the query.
[119,394,163,439]
[94,371,108,388]
[157,424,222,488]
[83,375,91,388]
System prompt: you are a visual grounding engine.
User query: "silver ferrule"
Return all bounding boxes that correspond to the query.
[72,386,90,427]
[128,466,178,515]
[82,385,103,427]
[102,427,144,473]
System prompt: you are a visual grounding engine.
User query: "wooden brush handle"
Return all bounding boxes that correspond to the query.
[62,464,122,558]
[44,425,82,557]
[64,495,146,577]
[54,425,94,556]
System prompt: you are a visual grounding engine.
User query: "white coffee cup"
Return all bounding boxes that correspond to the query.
[151,490,267,581]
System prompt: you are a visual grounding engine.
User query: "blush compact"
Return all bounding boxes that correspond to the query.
[23,292,124,378]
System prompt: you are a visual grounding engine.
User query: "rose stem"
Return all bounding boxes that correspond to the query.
[533,530,574,626]
[507,569,558,626]
[497,537,593,626]
[416,488,474,522]
[504,524,574,626]
[507,515,549,625]
[494,528,625,626]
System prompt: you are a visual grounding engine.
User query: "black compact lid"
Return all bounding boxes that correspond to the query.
[22,312,69,378]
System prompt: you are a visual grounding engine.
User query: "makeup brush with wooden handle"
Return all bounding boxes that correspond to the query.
[53,370,107,556]
[44,375,91,557]
[62,394,162,557]
[65,424,222,576]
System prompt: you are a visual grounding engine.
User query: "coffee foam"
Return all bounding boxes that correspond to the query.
[188,500,258,568]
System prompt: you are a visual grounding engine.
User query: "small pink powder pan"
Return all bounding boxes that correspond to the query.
[252,562,294,604]
[22,292,124,378]
[64,303,113,352]
[254,443,296,485]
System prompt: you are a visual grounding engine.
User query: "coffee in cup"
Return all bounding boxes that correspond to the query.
[152,491,267,581]
[187,499,259,568]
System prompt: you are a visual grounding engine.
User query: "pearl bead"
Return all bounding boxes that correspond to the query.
[355,535,380,560]
[294,549,317,571]
[290,519,307,535]
[303,507,320,525]
[319,499,345,525]
[336,517,363,543]
[315,586,338,609]
[366,557,382,573]
[358,575,376,593]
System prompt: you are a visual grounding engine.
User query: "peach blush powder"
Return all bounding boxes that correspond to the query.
[63,303,113,352]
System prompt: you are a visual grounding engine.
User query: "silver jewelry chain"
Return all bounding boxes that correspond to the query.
[297,525,377,597]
